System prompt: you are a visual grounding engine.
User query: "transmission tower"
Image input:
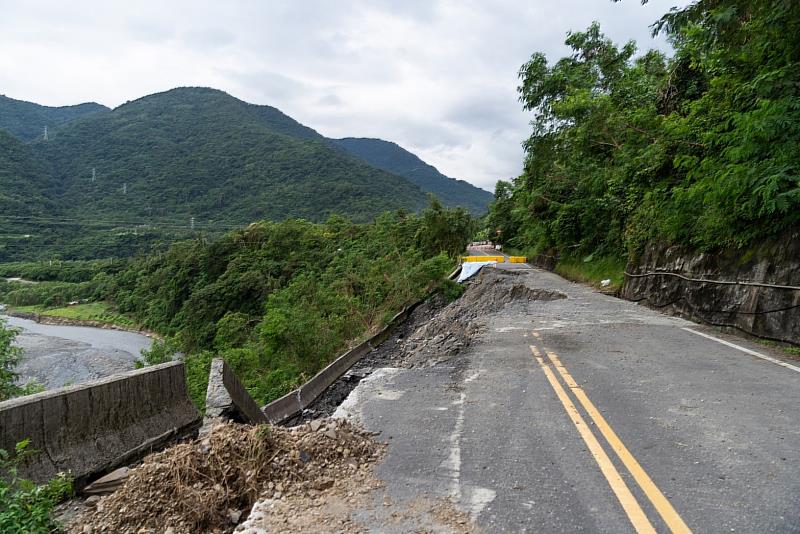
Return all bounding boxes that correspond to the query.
[43,126,48,141]
[190,217,195,230]
[91,168,96,182]
[122,183,127,194]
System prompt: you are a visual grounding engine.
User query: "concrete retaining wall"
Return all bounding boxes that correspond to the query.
[0,361,201,486]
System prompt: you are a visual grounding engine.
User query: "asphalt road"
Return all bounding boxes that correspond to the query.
[336,251,800,533]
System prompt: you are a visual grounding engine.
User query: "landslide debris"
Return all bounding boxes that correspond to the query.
[69,419,384,534]
[400,269,566,366]
[301,269,566,419]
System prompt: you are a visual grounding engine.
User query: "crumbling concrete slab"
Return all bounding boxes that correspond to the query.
[204,358,268,426]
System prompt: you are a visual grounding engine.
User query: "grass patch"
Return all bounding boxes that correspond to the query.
[554,255,626,291]
[7,304,39,313]
[757,339,800,359]
[10,301,135,328]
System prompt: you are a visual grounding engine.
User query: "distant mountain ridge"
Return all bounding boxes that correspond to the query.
[331,137,491,215]
[34,87,427,224]
[0,94,109,141]
[0,87,488,259]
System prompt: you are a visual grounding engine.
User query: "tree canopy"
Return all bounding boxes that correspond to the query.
[487,1,800,258]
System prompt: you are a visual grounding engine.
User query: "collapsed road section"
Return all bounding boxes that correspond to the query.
[300,266,800,533]
[299,269,566,421]
[56,265,800,532]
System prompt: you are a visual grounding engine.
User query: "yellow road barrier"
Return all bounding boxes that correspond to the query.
[508,256,527,263]
[462,255,505,263]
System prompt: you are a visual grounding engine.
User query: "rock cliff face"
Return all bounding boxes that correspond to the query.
[621,233,800,345]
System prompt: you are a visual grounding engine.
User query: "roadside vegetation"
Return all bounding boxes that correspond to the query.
[0,440,73,534]
[485,1,800,274]
[0,319,42,401]
[0,200,474,408]
[8,302,135,328]
[553,256,626,292]
[119,199,474,406]
[0,310,73,533]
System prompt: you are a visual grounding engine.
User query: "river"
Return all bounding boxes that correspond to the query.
[1,315,153,390]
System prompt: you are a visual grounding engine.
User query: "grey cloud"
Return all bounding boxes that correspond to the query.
[442,93,524,131]
[223,69,307,102]
[126,18,175,43]
[317,94,344,107]
[1,0,694,190]
[181,27,236,50]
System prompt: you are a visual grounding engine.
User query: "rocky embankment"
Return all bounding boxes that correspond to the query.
[622,234,800,345]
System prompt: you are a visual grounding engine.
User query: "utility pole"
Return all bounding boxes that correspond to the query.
[43,126,48,141]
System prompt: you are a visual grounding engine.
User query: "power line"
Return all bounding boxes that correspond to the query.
[0,215,247,231]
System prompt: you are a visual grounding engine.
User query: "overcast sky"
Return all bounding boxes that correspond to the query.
[0,0,692,192]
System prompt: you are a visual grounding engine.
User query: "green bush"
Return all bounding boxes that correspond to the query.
[0,440,73,533]
[123,202,471,408]
[438,279,466,302]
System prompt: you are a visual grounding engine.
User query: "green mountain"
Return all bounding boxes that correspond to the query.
[331,137,492,215]
[0,94,109,142]
[0,131,61,258]
[0,130,52,216]
[0,87,489,260]
[33,87,427,226]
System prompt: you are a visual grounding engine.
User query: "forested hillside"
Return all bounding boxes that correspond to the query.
[0,125,189,264]
[101,199,473,406]
[0,131,52,217]
[0,87,493,261]
[487,1,799,267]
[0,131,60,256]
[0,94,108,141]
[35,87,427,225]
[332,137,492,215]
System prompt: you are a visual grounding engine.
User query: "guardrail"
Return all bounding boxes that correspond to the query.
[262,265,462,423]
[0,361,201,487]
[508,256,527,263]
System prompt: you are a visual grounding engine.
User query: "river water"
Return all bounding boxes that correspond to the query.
[1,315,153,390]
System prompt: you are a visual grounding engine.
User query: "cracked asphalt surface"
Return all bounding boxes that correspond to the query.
[334,255,800,533]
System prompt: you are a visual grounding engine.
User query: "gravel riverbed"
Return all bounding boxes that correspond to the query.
[2,315,153,389]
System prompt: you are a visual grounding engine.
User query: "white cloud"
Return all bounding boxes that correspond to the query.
[0,0,692,192]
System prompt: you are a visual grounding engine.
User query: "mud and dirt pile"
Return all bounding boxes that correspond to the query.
[70,419,383,534]
[399,269,566,366]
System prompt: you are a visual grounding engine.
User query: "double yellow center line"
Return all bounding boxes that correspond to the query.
[530,338,691,533]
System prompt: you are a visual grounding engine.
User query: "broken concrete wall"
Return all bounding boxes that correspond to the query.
[0,361,201,486]
[205,359,268,425]
[621,234,800,345]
